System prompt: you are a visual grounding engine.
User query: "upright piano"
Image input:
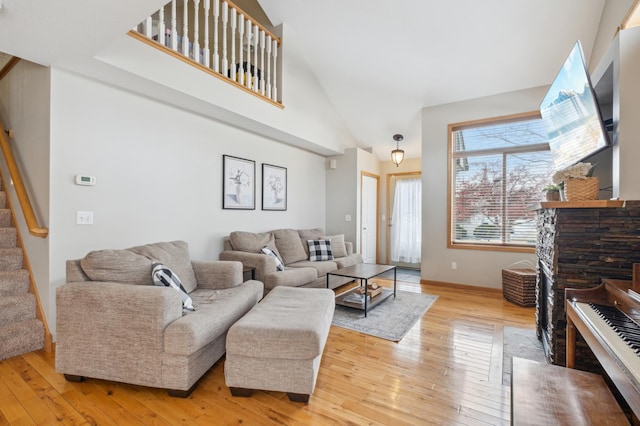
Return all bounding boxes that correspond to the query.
[566,264,640,419]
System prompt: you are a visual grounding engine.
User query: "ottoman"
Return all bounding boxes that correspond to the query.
[225,286,335,402]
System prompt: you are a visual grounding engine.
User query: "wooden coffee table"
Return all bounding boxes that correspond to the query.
[326,264,396,317]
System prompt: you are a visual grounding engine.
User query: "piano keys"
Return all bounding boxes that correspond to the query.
[566,277,640,419]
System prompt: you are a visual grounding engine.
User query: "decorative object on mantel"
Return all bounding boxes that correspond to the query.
[391,134,405,167]
[542,184,561,201]
[551,162,599,201]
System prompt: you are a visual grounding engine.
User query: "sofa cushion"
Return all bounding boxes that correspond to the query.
[325,234,347,258]
[81,249,152,285]
[130,241,198,294]
[152,262,195,312]
[163,281,263,357]
[260,246,284,271]
[273,229,307,265]
[297,228,324,257]
[287,259,338,278]
[230,231,281,258]
[307,240,334,261]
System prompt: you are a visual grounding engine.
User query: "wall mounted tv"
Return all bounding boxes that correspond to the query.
[539,41,610,172]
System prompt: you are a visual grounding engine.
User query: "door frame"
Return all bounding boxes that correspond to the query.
[386,171,421,265]
[360,171,380,264]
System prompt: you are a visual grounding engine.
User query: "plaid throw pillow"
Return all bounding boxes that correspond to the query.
[152,262,195,312]
[261,246,285,271]
[307,240,333,261]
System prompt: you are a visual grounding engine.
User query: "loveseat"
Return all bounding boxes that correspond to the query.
[219,228,363,295]
[56,241,263,397]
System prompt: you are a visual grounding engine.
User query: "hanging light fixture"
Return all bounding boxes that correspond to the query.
[391,134,405,167]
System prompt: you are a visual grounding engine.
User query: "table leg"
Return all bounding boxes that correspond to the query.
[326,273,329,289]
[363,278,368,317]
[393,267,397,298]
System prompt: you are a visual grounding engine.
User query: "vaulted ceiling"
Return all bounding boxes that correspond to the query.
[0,0,623,161]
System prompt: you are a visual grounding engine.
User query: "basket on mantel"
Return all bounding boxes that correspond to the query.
[502,269,536,307]
[563,177,599,201]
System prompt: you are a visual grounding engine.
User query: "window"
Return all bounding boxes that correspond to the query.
[449,112,552,251]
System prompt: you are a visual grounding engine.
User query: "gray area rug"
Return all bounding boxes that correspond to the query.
[502,326,546,386]
[332,290,437,341]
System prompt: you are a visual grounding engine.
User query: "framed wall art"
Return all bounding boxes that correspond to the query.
[223,155,255,210]
[262,163,287,211]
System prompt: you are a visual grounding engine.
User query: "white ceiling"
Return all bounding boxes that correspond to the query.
[259,0,609,160]
[0,0,612,161]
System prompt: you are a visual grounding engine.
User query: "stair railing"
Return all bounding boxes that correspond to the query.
[132,0,282,107]
[0,119,48,238]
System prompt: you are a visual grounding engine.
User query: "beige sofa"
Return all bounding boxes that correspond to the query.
[56,241,263,397]
[219,228,363,295]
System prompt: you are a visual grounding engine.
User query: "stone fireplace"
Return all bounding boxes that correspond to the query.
[535,201,640,367]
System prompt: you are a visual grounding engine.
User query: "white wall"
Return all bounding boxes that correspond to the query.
[46,68,327,337]
[590,0,636,70]
[0,60,51,324]
[421,86,548,288]
[326,148,381,254]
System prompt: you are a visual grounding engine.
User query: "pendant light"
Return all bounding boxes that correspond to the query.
[391,134,405,167]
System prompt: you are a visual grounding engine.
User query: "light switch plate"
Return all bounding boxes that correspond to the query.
[77,211,94,225]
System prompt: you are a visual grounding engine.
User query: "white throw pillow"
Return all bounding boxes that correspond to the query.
[261,246,285,271]
[152,262,195,312]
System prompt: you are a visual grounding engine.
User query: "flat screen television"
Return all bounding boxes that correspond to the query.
[539,41,610,172]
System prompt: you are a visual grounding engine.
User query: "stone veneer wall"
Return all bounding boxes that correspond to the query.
[535,201,640,368]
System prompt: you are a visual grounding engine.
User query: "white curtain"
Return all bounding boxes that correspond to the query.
[390,177,422,263]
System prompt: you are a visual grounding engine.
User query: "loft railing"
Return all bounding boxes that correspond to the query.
[0,120,48,238]
[132,0,282,106]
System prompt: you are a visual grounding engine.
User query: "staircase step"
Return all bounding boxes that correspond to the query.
[0,209,11,227]
[0,247,23,270]
[0,227,17,248]
[0,293,36,327]
[0,191,6,209]
[0,269,30,296]
[0,318,44,361]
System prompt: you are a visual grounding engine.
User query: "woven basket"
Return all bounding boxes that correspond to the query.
[502,269,536,307]
[564,177,599,201]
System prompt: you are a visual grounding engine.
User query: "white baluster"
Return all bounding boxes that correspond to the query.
[253,24,259,91]
[245,18,252,89]
[182,0,189,56]
[259,30,265,96]
[230,7,237,80]
[159,8,166,45]
[203,0,210,67]
[266,34,272,99]
[145,17,152,38]
[238,13,244,85]
[213,0,219,72]
[221,2,228,75]
[193,0,200,63]
[171,0,178,51]
[271,39,278,101]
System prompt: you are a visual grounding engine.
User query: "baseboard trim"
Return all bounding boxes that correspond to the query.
[420,279,502,294]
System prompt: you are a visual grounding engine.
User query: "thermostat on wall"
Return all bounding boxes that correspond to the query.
[75,175,96,186]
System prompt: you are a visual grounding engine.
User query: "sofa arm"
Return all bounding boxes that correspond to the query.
[55,281,182,385]
[192,260,243,289]
[219,250,275,282]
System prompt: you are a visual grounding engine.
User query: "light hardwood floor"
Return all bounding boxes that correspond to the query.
[0,280,535,425]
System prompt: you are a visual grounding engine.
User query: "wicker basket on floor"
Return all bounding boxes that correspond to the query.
[502,269,536,307]
[564,177,599,201]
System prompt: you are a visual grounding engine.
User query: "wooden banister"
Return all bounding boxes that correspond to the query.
[0,120,48,238]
